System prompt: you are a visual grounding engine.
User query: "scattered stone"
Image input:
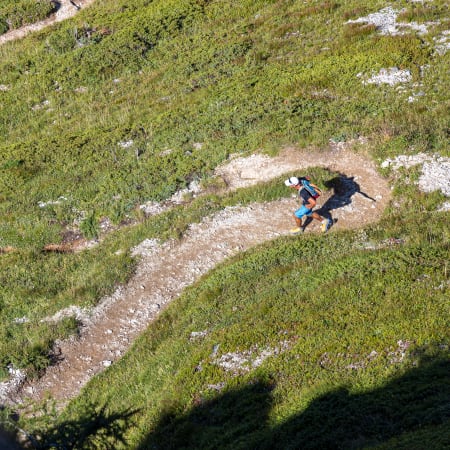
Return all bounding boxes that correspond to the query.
[381,153,429,170]
[363,67,412,86]
[346,6,433,36]
[99,217,114,232]
[131,238,162,257]
[41,305,91,325]
[207,382,226,391]
[212,341,291,374]
[345,349,379,370]
[419,160,450,196]
[139,201,169,216]
[38,196,67,208]
[169,180,202,204]
[83,239,99,250]
[388,339,412,364]
[358,236,406,250]
[382,153,450,198]
[408,91,425,103]
[434,30,450,55]
[438,201,450,212]
[13,317,30,324]
[189,330,208,341]
[0,366,26,404]
[31,100,51,111]
[118,140,133,148]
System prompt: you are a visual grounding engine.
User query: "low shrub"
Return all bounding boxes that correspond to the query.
[0,16,8,35]
[80,211,99,240]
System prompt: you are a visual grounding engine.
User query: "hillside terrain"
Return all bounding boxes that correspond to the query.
[0,0,448,449]
[4,145,391,408]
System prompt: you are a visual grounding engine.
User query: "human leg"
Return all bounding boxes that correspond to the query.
[293,214,303,228]
[311,211,331,232]
[291,206,312,233]
[311,211,323,222]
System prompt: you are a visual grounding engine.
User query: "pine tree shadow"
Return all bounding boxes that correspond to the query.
[311,174,377,226]
[137,381,273,450]
[0,428,21,450]
[138,356,450,450]
[33,401,139,449]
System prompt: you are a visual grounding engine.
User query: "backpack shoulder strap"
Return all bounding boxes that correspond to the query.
[300,178,320,197]
[310,182,322,196]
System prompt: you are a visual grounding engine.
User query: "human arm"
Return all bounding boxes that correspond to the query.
[305,196,317,210]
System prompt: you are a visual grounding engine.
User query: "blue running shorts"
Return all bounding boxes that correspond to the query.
[294,205,312,219]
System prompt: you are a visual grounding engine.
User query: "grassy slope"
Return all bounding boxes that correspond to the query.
[27,222,450,449]
[0,0,55,32]
[0,0,448,447]
[1,0,448,373]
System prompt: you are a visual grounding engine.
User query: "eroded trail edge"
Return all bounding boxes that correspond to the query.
[7,146,391,411]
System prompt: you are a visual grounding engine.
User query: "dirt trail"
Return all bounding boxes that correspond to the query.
[0,0,95,46]
[5,144,391,412]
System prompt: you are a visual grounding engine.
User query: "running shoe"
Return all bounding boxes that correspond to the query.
[322,219,332,233]
[321,219,332,233]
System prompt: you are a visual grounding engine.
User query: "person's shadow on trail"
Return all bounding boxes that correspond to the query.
[137,356,450,450]
[303,174,377,229]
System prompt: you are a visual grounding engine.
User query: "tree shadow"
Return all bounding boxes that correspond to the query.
[31,401,139,449]
[0,428,21,450]
[137,380,274,450]
[138,356,450,449]
[308,174,377,227]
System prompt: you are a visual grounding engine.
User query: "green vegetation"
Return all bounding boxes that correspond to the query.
[0,0,54,33]
[19,218,450,448]
[0,0,448,448]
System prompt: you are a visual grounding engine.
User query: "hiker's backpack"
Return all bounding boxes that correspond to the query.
[299,177,321,199]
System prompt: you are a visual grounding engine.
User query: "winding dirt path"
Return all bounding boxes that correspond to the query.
[5,144,391,412]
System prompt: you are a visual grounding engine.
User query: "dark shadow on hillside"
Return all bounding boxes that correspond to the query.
[0,427,21,450]
[138,357,450,450]
[137,380,274,450]
[32,401,139,449]
[305,174,377,227]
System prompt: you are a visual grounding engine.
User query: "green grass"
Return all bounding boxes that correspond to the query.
[0,170,332,375]
[0,0,54,33]
[0,0,448,447]
[22,217,449,448]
